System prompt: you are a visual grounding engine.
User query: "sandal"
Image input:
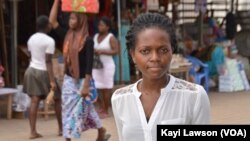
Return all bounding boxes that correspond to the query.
[104,134,111,141]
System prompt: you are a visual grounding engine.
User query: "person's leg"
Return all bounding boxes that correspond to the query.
[87,104,110,141]
[102,89,112,115]
[54,99,62,136]
[96,127,107,141]
[97,89,105,113]
[107,89,112,107]
[29,96,42,139]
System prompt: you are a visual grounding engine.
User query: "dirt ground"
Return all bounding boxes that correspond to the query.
[0,90,250,141]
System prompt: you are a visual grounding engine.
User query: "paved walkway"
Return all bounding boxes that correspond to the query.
[0,90,250,141]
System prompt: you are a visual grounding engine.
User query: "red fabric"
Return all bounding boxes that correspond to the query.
[61,0,99,13]
[98,0,112,17]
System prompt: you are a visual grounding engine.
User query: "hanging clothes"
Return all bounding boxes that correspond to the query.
[205,46,225,77]
[225,12,237,40]
[98,0,113,18]
[114,20,131,83]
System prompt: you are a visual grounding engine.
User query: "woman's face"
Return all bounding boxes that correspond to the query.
[69,13,78,30]
[130,28,173,80]
[98,20,109,33]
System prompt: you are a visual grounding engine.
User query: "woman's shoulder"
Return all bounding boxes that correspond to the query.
[93,33,99,37]
[171,77,206,94]
[112,83,135,100]
[170,78,208,104]
[108,33,115,38]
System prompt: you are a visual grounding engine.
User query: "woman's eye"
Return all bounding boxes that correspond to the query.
[140,49,150,55]
[160,48,169,53]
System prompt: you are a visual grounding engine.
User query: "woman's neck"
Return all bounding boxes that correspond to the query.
[99,32,108,36]
[139,75,170,94]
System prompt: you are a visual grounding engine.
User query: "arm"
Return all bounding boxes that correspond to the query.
[27,41,31,61]
[49,0,60,29]
[81,39,94,97]
[46,54,56,90]
[45,39,56,90]
[96,36,119,56]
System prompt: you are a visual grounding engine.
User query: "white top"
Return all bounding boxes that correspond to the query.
[111,75,210,141]
[93,33,115,67]
[28,32,55,70]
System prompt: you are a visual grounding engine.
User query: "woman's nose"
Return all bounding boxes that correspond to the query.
[150,51,160,62]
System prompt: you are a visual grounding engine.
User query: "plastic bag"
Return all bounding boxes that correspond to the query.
[93,54,103,69]
[13,85,31,112]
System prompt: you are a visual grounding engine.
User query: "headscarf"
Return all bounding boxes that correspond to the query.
[63,13,89,79]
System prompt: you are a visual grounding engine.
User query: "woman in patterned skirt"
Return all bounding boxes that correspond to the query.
[49,0,111,141]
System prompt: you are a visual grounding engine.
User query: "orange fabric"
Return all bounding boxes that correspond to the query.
[63,13,89,79]
[62,0,99,13]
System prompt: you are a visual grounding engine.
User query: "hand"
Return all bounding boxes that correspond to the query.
[95,50,103,55]
[46,90,55,105]
[50,81,56,91]
[81,86,90,98]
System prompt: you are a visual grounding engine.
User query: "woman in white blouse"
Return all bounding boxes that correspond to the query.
[111,13,210,141]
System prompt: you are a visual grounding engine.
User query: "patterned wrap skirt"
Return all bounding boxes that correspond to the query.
[62,75,102,139]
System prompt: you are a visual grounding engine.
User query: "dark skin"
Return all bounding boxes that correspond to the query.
[68,13,92,97]
[130,27,172,121]
[95,20,119,117]
[95,20,119,55]
[49,0,107,141]
[49,0,91,97]
[28,24,62,138]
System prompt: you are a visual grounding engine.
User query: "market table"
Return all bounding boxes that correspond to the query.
[169,65,192,81]
[0,88,19,119]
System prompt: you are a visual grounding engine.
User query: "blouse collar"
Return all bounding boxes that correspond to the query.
[133,75,176,98]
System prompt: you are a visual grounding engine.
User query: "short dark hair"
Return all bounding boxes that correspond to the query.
[99,16,111,29]
[126,13,177,53]
[36,15,49,31]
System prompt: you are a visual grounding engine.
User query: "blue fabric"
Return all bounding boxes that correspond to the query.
[83,79,98,105]
[114,23,131,82]
[62,75,101,138]
[206,46,225,77]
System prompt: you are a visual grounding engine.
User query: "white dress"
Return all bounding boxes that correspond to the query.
[92,33,115,89]
[111,75,210,141]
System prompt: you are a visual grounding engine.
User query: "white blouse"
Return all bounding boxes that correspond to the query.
[111,75,210,141]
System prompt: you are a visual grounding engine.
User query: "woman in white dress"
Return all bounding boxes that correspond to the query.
[92,17,119,118]
[111,13,210,141]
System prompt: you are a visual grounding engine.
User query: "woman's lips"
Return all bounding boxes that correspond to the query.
[147,66,162,71]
